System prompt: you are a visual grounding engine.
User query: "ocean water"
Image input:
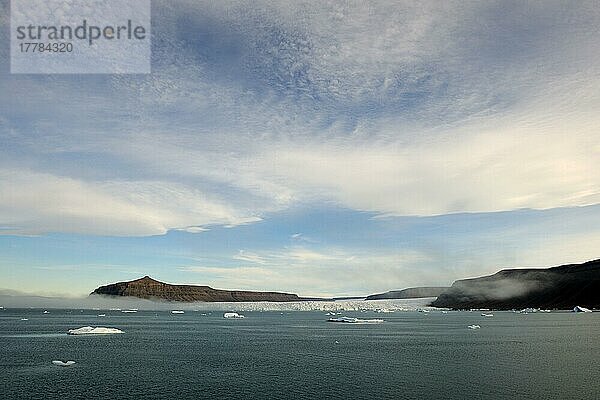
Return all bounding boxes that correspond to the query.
[1,308,599,399]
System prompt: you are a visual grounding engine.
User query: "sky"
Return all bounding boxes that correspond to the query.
[0,1,599,297]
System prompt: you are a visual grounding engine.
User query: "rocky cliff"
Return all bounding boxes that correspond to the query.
[91,276,303,302]
[431,259,600,310]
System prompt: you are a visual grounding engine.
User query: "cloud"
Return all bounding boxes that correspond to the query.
[0,1,599,235]
[180,246,432,296]
[0,169,260,236]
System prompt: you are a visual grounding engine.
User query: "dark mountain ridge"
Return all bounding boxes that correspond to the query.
[366,287,449,300]
[91,276,304,302]
[431,259,600,310]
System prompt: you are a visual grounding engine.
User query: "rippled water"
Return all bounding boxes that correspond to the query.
[1,309,599,399]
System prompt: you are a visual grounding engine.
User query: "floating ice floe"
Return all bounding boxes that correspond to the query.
[97,314,106,317]
[327,317,384,324]
[518,308,538,314]
[67,326,124,335]
[223,312,245,319]
[481,313,494,317]
[52,360,76,367]
[468,325,481,329]
[171,310,185,314]
[121,309,137,313]
[573,306,592,313]
[43,310,50,314]
[20,318,28,321]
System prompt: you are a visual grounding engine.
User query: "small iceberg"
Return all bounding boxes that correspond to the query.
[20,318,29,321]
[97,314,106,317]
[481,313,494,317]
[327,317,384,324]
[121,309,137,313]
[223,312,245,319]
[519,308,537,314]
[171,310,185,314]
[52,360,76,367]
[573,306,592,313]
[43,310,50,314]
[67,326,124,335]
[468,325,481,329]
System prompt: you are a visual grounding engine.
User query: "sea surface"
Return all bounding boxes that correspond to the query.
[1,308,599,399]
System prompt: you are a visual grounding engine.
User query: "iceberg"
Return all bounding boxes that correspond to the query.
[573,306,592,313]
[327,317,384,324]
[481,313,494,317]
[223,312,245,319]
[468,325,481,329]
[52,360,76,367]
[67,326,124,335]
[171,310,185,314]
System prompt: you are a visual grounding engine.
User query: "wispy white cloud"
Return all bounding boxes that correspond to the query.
[0,170,260,235]
[180,246,431,296]
[0,1,599,235]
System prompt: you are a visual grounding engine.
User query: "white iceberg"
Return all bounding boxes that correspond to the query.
[481,313,494,317]
[52,360,76,367]
[171,310,185,314]
[67,326,124,335]
[327,317,384,324]
[468,325,481,329]
[519,308,538,314]
[223,312,245,319]
[121,309,137,313]
[573,306,592,313]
